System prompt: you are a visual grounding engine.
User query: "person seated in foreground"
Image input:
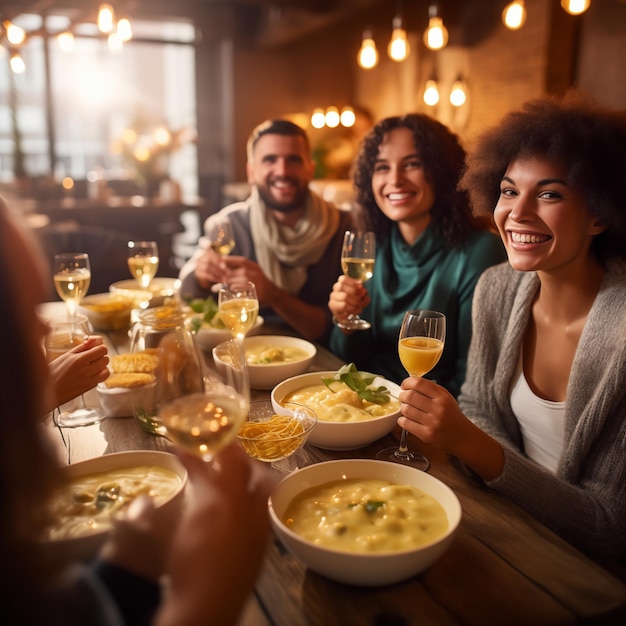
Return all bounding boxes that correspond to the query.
[178,119,351,345]
[397,92,626,561]
[0,199,275,625]
[328,113,506,392]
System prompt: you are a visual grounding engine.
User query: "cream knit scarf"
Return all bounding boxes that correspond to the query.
[249,186,340,294]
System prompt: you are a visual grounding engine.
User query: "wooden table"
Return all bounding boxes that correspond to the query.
[42,310,626,626]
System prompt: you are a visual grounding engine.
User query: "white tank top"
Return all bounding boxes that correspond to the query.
[510,367,566,474]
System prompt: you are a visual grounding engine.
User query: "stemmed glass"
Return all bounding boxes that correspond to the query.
[53,252,91,318]
[377,309,446,470]
[218,282,259,342]
[336,230,375,331]
[45,313,106,427]
[157,337,250,462]
[209,220,235,256]
[128,240,159,289]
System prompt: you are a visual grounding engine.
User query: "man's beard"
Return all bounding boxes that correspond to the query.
[257,184,308,213]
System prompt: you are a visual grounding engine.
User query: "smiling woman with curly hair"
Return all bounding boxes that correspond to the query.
[328,113,506,393]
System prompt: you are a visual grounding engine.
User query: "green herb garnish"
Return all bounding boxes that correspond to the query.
[184,296,224,332]
[364,500,385,513]
[321,363,391,405]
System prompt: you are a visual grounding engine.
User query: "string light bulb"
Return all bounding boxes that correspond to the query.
[10,51,26,74]
[502,1,527,30]
[387,16,410,62]
[98,3,115,33]
[423,5,449,51]
[560,0,591,15]
[57,30,75,52]
[325,106,340,129]
[357,30,379,69]
[5,21,26,45]
[117,18,133,42]
[340,106,356,128]
[423,79,440,106]
[311,108,325,129]
[449,77,467,107]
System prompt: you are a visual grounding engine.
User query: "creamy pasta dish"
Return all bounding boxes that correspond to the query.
[283,478,448,553]
[280,380,400,422]
[43,465,183,540]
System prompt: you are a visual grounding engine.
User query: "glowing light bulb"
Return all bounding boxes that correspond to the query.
[357,31,378,69]
[423,79,440,106]
[98,4,115,33]
[340,107,356,128]
[502,1,527,30]
[450,79,467,107]
[108,32,123,52]
[57,31,75,52]
[5,22,26,45]
[10,52,25,74]
[311,108,326,129]
[117,18,133,42]
[325,107,340,129]
[561,0,591,16]
[387,17,409,62]
[424,16,448,51]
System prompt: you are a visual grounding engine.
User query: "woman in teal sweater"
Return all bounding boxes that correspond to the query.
[329,114,506,394]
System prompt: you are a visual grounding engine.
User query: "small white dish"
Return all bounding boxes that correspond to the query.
[193,315,264,351]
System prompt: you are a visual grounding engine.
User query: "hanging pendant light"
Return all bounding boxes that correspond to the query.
[449,76,467,107]
[423,5,449,51]
[561,0,591,16]
[98,4,115,33]
[387,16,410,62]
[423,78,440,106]
[502,1,527,30]
[357,30,379,69]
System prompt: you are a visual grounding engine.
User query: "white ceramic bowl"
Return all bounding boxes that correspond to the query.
[193,315,264,351]
[97,380,156,418]
[110,277,181,308]
[41,451,187,564]
[214,335,316,390]
[78,292,135,331]
[271,371,400,450]
[269,459,461,586]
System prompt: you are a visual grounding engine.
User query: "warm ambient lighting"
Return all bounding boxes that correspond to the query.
[423,79,440,106]
[57,30,75,52]
[117,17,133,42]
[310,106,357,129]
[357,30,378,69]
[311,108,325,129]
[502,1,527,30]
[449,77,467,107]
[561,0,591,15]
[423,5,449,51]
[325,106,340,128]
[340,106,356,128]
[9,51,25,74]
[98,4,116,33]
[5,21,26,45]
[387,16,410,62]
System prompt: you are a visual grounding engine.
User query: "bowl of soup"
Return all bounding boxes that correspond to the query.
[40,451,187,564]
[271,368,400,450]
[268,459,461,586]
[214,335,316,390]
[79,292,135,331]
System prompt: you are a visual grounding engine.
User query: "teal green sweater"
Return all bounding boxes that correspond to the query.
[329,223,507,396]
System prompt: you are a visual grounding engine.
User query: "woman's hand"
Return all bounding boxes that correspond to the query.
[47,336,109,411]
[398,376,505,480]
[328,275,370,324]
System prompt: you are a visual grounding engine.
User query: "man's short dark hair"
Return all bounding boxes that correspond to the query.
[246,119,310,161]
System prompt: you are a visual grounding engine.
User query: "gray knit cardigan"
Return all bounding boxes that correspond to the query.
[458,261,626,560]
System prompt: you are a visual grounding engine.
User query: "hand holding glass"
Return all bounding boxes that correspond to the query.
[53,252,91,318]
[377,309,446,470]
[218,282,259,341]
[336,231,375,331]
[128,240,159,289]
[46,314,106,427]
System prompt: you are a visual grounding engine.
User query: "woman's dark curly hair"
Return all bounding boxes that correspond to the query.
[459,90,626,264]
[351,113,480,248]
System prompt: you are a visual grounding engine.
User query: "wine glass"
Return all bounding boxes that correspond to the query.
[377,309,446,470]
[218,282,259,342]
[209,220,235,256]
[336,230,375,331]
[53,252,91,318]
[158,337,250,462]
[45,313,106,428]
[128,240,159,289]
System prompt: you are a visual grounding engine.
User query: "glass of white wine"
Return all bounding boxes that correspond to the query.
[377,309,446,470]
[158,338,250,462]
[45,313,106,428]
[53,252,91,318]
[218,282,259,342]
[128,240,159,289]
[209,220,235,256]
[336,230,375,331]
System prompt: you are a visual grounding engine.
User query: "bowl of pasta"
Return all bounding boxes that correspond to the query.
[40,451,187,564]
[268,458,462,586]
[214,335,316,390]
[271,364,401,450]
